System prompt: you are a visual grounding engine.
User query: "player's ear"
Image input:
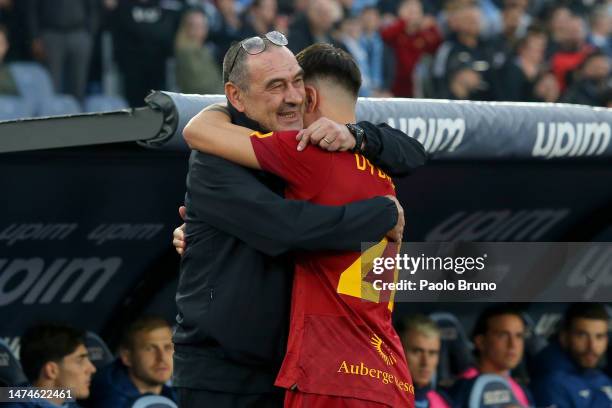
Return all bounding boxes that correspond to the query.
[41,361,59,381]
[225,82,246,112]
[305,85,318,113]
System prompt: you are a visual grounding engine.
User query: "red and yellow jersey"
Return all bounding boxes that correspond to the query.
[251,131,414,407]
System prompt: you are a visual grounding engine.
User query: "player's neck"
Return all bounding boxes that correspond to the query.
[34,379,66,405]
[129,371,163,395]
[478,360,509,376]
[320,106,355,125]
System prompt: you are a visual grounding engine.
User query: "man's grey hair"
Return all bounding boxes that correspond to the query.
[222,37,275,89]
[402,314,441,340]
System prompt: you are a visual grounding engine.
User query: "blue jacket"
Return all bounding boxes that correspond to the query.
[88,359,176,408]
[531,341,612,408]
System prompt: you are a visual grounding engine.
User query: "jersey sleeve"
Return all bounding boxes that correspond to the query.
[250,130,333,199]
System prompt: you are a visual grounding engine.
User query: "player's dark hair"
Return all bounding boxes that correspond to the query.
[562,303,609,331]
[472,304,525,338]
[471,304,525,359]
[296,43,362,99]
[20,323,85,383]
[119,316,171,351]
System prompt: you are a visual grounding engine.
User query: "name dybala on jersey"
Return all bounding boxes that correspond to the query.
[250,130,415,407]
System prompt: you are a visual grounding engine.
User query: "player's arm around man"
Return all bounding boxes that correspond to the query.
[185,106,428,178]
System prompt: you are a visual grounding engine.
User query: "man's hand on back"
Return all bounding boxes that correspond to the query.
[296,117,356,152]
[173,206,187,256]
[384,195,405,242]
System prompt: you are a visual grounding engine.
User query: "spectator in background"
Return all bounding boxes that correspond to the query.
[89,317,175,408]
[175,8,224,95]
[494,26,548,101]
[240,0,278,38]
[337,0,355,15]
[562,50,611,105]
[450,305,533,407]
[110,0,182,107]
[380,0,442,97]
[339,16,373,96]
[447,65,489,99]
[6,323,96,408]
[400,315,453,408]
[432,0,496,99]
[0,25,17,95]
[587,6,611,57]
[489,0,533,63]
[478,0,504,38]
[549,12,594,91]
[547,5,573,56]
[288,0,344,54]
[531,303,612,408]
[532,71,561,102]
[276,0,296,15]
[360,6,395,97]
[289,0,309,15]
[208,0,242,66]
[351,0,378,14]
[27,0,97,102]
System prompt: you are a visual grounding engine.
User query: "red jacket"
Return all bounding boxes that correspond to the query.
[380,19,442,97]
[550,44,593,91]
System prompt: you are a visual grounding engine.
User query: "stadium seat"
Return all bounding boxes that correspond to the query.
[518,312,548,381]
[521,313,548,357]
[0,339,27,386]
[131,395,178,408]
[38,95,82,117]
[8,62,55,113]
[430,312,475,387]
[84,331,114,370]
[468,374,520,408]
[0,96,34,120]
[84,95,129,113]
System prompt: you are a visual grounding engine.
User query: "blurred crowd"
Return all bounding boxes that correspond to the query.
[0,0,611,109]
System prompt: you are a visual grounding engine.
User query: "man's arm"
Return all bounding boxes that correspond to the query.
[357,121,428,177]
[183,106,261,169]
[295,118,428,177]
[186,150,400,257]
[185,104,427,177]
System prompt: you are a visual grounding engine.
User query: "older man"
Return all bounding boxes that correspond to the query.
[174,31,426,407]
[401,315,452,408]
[181,42,419,407]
